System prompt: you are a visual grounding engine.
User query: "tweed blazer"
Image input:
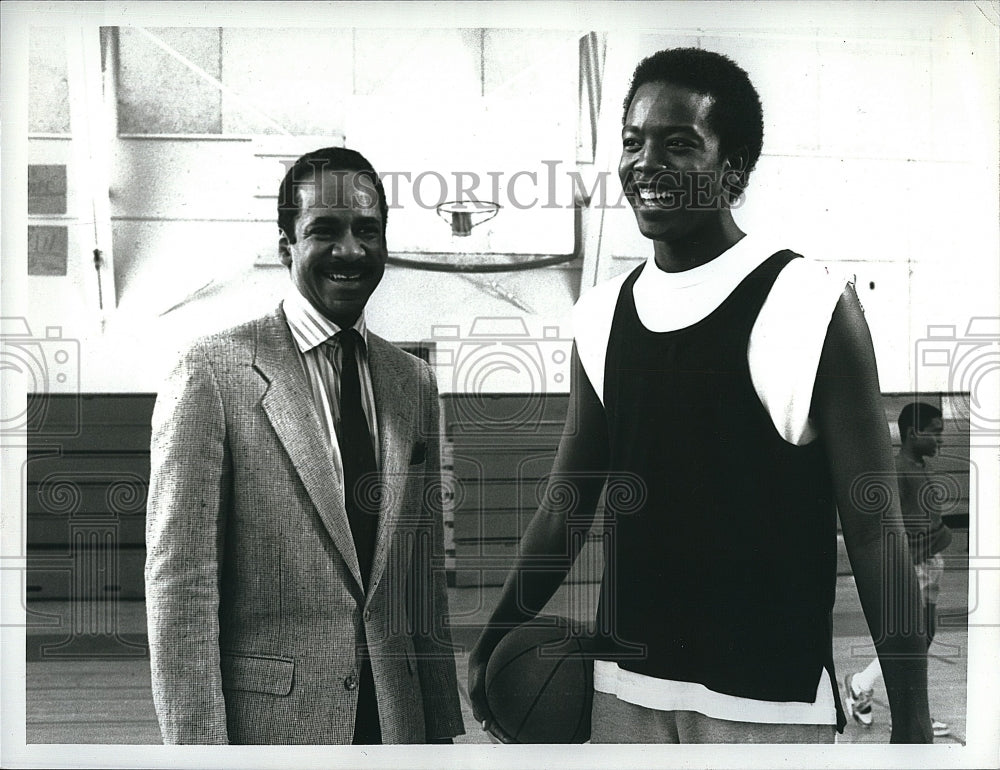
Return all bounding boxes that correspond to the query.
[145,306,464,744]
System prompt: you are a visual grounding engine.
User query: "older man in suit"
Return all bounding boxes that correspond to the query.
[145,147,464,744]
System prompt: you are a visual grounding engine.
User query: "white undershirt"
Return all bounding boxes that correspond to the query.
[573,233,847,724]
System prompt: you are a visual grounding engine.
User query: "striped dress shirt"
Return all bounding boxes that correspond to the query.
[282,288,381,481]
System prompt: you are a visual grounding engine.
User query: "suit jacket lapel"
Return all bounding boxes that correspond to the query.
[366,334,417,597]
[253,308,364,593]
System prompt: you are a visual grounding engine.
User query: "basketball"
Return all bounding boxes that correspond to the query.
[485,615,594,743]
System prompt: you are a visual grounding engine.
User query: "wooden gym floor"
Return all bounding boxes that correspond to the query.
[24,562,969,746]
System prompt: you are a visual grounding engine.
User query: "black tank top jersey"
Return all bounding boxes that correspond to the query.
[596,250,846,729]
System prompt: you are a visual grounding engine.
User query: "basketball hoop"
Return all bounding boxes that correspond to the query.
[386,200,581,273]
[436,200,501,237]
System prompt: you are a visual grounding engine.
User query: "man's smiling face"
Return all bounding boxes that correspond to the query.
[619,80,733,243]
[280,168,387,328]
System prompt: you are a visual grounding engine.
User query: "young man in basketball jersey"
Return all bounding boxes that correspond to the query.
[469,47,934,743]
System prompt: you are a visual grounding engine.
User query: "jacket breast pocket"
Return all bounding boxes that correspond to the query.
[221,652,294,696]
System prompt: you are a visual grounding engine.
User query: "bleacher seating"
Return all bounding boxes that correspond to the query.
[25,392,971,598]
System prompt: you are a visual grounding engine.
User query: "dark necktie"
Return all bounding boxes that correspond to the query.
[324,330,382,744]
[330,329,380,586]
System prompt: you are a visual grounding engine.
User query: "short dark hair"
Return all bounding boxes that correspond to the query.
[277,147,388,243]
[622,48,764,189]
[898,402,943,439]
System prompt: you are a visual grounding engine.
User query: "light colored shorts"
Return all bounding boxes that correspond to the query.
[915,552,945,604]
[589,691,836,744]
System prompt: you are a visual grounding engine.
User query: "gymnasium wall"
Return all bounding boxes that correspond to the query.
[19,5,1000,399]
[583,22,998,397]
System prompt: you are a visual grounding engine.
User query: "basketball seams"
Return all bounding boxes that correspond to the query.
[517,652,572,741]
[487,643,551,684]
[487,634,567,738]
[485,617,594,743]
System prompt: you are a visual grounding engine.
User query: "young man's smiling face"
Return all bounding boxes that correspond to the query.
[280,168,387,328]
[619,81,735,244]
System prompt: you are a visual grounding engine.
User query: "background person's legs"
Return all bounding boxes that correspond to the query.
[916,552,949,736]
[845,551,950,737]
[916,553,945,646]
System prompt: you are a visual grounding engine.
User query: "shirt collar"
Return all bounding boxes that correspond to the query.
[638,232,777,289]
[283,284,368,355]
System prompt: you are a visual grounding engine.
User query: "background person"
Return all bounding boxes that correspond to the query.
[845,402,953,737]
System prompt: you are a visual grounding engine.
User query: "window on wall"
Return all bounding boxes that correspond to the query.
[28,28,72,278]
[115,27,355,136]
[113,27,589,264]
[116,27,223,135]
[114,27,580,138]
[29,27,72,134]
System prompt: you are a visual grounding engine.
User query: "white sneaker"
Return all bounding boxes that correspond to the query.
[844,673,874,727]
[932,719,950,738]
[887,717,951,738]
